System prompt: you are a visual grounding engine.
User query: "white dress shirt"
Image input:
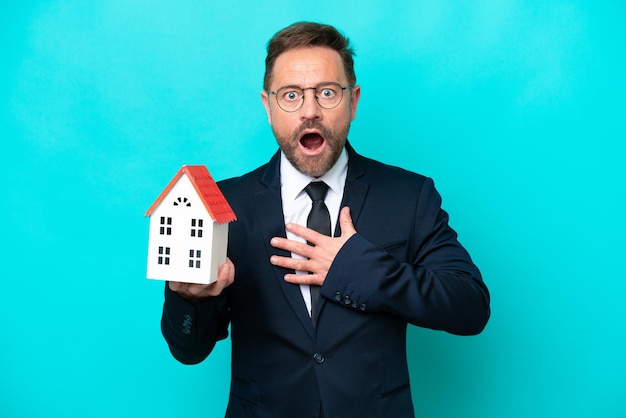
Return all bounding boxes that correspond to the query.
[280,147,348,315]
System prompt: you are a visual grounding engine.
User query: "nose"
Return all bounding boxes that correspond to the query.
[300,87,322,120]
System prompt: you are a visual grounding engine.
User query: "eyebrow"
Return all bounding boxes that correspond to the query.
[276,81,340,90]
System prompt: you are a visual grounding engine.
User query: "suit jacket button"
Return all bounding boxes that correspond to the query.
[313,353,325,364]
[182,314,193,334]
[351,300,359,308]
[334,292,342,302]
[343,296,352,305]
[359,303,368,311]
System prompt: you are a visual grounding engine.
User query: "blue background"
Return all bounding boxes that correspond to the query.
[2,1,624,417]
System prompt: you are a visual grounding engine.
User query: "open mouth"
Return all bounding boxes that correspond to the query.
[300,132,326,152]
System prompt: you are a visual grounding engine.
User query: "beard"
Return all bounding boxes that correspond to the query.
[273,119,350,178]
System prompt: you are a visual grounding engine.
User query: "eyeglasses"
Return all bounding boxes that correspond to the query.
[267,82,351,112]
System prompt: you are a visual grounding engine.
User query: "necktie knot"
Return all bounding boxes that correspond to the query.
[304,181,331,238]
[305,181,329,202]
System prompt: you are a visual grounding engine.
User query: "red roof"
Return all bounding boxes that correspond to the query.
[145,165,237,224]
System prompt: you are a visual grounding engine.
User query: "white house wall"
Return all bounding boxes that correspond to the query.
[147,173,228,284]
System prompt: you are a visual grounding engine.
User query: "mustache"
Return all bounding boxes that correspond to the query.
[296,120,329,137]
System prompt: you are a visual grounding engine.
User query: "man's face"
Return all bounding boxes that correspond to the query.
[261,46,360,178]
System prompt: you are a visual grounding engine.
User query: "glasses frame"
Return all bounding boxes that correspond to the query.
[267,82,352,113]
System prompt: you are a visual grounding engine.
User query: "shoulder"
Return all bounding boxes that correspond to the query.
[348,146,433,192]
[217,150,280,195]
[218,164,266,192]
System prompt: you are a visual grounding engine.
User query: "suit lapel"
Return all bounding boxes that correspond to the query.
[336,143,369,234]
[256,151,315,338]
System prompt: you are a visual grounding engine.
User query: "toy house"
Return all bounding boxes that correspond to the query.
[145,165,236,284]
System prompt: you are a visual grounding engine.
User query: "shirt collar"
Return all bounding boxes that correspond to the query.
[280,147,348,201]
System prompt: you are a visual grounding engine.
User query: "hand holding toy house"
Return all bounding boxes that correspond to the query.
[145,165,236,284]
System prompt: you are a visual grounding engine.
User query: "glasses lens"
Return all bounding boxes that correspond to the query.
[276,87,303,112]
[316,83,343,109]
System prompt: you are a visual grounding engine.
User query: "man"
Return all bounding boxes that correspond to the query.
[161,22,490,418]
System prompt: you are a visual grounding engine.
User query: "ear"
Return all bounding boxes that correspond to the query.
[349,85,361,121]
[261,90,272,124]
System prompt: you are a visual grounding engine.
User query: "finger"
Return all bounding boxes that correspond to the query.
[168,281,182,292]
[270,254,311,271]
[283,273,324,286]
[204,260,234,296]
[284,222,326,246]
[270,237,315,258]
[206,280,226,297]
[339,206,357,236]
[218,258,233,281]
[174,282,211,300]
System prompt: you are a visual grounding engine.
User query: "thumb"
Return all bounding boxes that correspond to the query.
[339,206,357,237]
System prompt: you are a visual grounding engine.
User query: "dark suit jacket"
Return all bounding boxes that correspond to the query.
[161,143,490,418]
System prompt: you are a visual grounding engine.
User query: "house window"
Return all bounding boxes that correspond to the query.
[191,219,204,237]
[159,217,172,235]
[188,249,201,268]
[158,246,171,265]
[174,197,191,207]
